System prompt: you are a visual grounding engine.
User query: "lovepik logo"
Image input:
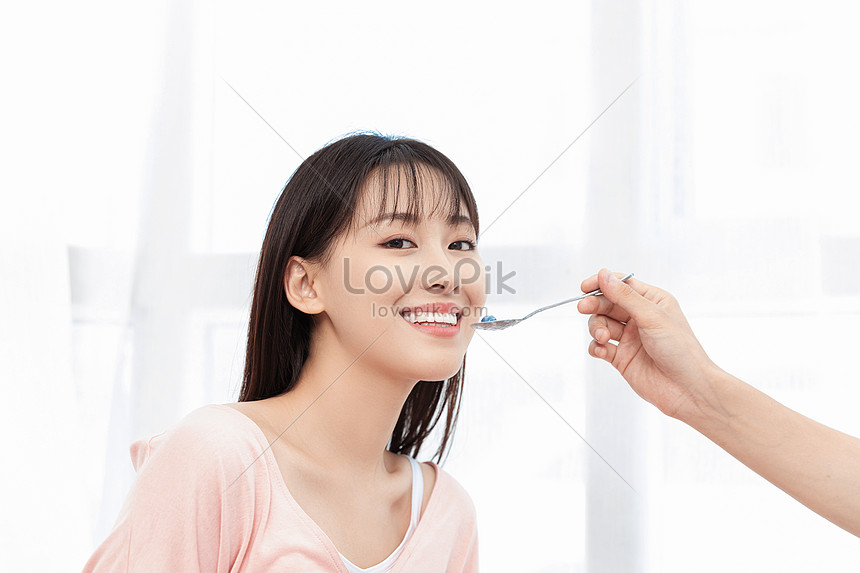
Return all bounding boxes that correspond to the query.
[369,303,490,319]
[342,258,516,295]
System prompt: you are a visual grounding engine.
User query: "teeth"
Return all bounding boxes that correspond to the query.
[402,310,458,326]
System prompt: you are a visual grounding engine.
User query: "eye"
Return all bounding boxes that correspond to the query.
[381,237,416,249]
[449,240,477,251]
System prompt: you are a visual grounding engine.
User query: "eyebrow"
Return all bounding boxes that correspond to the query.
[362,212,475,230]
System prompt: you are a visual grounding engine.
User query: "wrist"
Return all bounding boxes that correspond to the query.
[673,364,740,433]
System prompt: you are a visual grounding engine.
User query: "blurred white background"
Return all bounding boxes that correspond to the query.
[2,0,860,571]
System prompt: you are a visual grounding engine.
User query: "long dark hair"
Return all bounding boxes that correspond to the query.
[240,132,480,463]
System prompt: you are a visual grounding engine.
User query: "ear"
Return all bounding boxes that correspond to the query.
[284,256,325,315]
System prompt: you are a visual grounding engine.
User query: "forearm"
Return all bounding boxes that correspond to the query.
[682,368,860,537]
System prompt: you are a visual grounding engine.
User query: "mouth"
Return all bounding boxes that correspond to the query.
[399,306,462,338]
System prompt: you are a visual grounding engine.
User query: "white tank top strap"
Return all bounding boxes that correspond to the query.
[406,455,424,529]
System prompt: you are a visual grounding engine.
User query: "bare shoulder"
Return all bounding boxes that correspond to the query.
[221,400,280,442]
[222,401,257,416]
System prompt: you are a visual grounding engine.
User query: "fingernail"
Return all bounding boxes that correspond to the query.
[608,273,619,284]
[595,328,606,341]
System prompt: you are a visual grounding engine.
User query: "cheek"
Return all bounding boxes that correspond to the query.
[454,257,483,288]
[340,255,393,296]
[365,265,397,294]
[458,256,487,305]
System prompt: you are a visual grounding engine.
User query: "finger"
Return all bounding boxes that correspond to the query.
[596,268,657,326]
[588,339,618,363]
[577,293,632,324]
[581,270,654,298]
[580,272,599,294]
[579,270,635,295]
[588,314,625,344]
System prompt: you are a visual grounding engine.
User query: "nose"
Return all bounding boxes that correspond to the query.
[420,246,460,294]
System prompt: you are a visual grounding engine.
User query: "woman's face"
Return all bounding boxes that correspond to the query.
[310,168,487,384]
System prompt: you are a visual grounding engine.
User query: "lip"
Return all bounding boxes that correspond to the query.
[401,315,462,338]
[399,302,463,339]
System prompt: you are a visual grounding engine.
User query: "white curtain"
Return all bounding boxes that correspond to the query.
[3,0,860,571]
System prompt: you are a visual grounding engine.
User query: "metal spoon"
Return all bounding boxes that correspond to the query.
[471,273,634,331]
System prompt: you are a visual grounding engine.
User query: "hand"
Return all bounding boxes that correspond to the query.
[577,269,720,420]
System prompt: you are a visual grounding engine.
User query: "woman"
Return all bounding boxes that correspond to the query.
[84,133,487,571]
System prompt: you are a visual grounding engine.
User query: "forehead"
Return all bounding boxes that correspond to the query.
[355,164,474,230]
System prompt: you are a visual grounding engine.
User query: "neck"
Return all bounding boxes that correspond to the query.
[270,332,417,479]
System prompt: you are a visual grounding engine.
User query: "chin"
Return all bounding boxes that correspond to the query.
[435,360,466,381]
[405,357,464,383]
[421,368,462,383]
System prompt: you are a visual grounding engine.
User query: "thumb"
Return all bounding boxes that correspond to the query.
[597,269,654,324]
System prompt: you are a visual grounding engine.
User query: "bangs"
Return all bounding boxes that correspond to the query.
[350,147,480,238]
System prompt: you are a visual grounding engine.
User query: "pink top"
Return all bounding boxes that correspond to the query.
[82,404,479,572]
